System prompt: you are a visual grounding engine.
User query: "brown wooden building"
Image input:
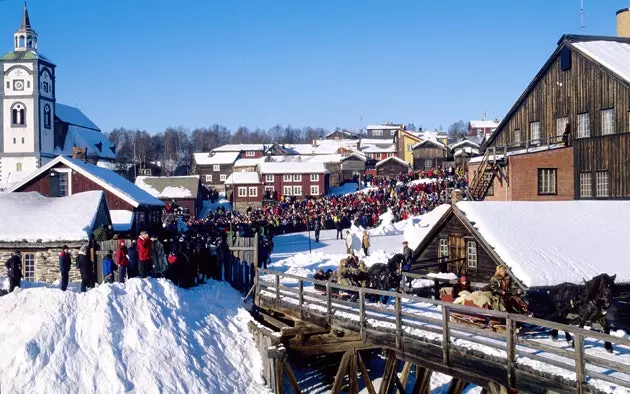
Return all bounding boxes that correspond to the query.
[9,156,164,234]
[375,156,410,177]
[471,33,630,201]
[193,152,240,192]
[225,172,263,211]
[135,175,205,219]
[411,139,449,171]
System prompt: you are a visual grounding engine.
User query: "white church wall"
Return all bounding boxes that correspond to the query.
[3,97,35,153]
[3,63,34,96]
[0,156,37,182]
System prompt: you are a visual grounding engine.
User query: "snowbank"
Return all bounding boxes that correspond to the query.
[0,279,269,394]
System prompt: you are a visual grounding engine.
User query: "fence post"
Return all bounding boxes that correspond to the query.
[326,281,332,324]
[395,296,402,349]
[253,233,259,268]
[359,289,366,342]
[298,280,304,320]
[275,274,280,307]
[575,333,586,393]
[442,307,450,365]
[505,316,516,389]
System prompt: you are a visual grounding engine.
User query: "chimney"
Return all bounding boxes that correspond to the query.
[617,8,630,37]
[72,147,87,161]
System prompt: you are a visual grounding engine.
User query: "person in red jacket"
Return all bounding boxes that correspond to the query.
[115,240,129,283]
[137,231,153,278]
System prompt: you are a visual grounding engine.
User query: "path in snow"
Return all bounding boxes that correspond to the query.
[0,277,269,394]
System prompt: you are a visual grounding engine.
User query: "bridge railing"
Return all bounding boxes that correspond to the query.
[255,268,630,392]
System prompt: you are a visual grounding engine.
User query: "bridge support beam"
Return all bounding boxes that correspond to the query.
[411,366,432,394]
[446,378,469,394]
[332,349,378,394]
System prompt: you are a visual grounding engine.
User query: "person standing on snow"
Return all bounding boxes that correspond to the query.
[127,240,139,279]
[314,219,321,243]
[361,231,370,256]
[115,240,129,283]
[151,237,168,277]
[345,230,353,254]
[77,245,91,292]
[102,250,115,284]
[5,250,22,292]
[59,245,72,291]
[137,231,153,278]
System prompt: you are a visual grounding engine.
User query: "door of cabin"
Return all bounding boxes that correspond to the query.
[448,234,465,275]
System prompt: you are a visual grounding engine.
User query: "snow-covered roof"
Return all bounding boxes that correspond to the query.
[361,144,397,153]
[449,140,480,150]
[212,144,265,153]
[233,158,263,168]
[259,162,329,174]
[572,40,630,84]
[341,152,367,162]
[135,176,200,200]
[375,156,409,168]
[456,201,630,287]
[55,104,100,131]
[0,191,106,243]
[54,125,116,160]
[360,138,395,147]
[8,156,164,208]
[193,152,239,166]
[412,139,447,150]
[469,120,500,129]
[0,170,32,192]
[224,172,261,185]
[366,124,402,130]
[110,210,134,232]
[453,147,480,156]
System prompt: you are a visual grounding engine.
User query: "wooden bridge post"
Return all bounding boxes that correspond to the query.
[357,351,376,394]
[574,333,586,394]
[359,290,366,342]
[395,296,403,349]
[411,366,432,394]
[505,317,516,389]
[332,350,352,394]
[326,281,332,324]
[348,349,359,394]
[298,279,304,320]
[275,274,280,308]
[398,361,412,393]
[379,350,399,394]
[442,307,450,365]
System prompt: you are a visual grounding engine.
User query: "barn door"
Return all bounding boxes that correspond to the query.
[448,234,465,275]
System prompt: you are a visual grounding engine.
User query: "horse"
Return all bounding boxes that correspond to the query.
[531,273,616,353]
[365,254,404,303]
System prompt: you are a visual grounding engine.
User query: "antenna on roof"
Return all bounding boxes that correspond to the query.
[579,0,585,31]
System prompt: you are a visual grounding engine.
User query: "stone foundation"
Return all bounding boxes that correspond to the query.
[0,247,83,283]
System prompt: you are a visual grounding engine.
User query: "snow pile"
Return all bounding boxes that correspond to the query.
[0,279,269,394]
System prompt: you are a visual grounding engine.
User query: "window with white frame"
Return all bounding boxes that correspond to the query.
[372,130,383,136]
[424,159,432,169]
[293,174,302,182]
[514,129,521,144]
[537,168,557,195]
[601,108,615,135]
[293,186,302,196]
[310,185,319,195]
[283,174,292,182]
[283,186,292,196]
[438,238,448,259]
[577,112,590,138]
[248,187,258,197]
[213,164,220,172]
[596,171,609,197]
[264,186,274,193]
[219,174,227,182]
[23,253,35,281]
[579,172,592,198]
[245,150,256,157]
[310,174,319,182]
[466,241,477,269]
[556,116,569,137]
[407,143,414,152]
[530,121,541,144]
[265,174,274,182]
[238,187,247,197]
[205,174,212,182]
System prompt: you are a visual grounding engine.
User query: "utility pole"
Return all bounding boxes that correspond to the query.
[579,0,585,31]
[133,139,137,179]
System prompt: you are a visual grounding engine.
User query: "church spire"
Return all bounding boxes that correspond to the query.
[14,2,38,52]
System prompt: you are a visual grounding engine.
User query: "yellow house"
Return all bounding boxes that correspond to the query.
[395,130,422,165]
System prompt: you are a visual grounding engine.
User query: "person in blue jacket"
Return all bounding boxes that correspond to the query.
[127,240,139,279]
[58,245,72,291]
[102,250,115,283]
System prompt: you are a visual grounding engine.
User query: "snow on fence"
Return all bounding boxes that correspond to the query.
[254,268,630,393]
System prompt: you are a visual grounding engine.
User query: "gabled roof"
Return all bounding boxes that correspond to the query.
[375,156,409,168]
[193,152,239,166]
[233,157,264,168]
[449,139,480,151]
[55,104,100,131]
[360,138,395,147]
[469,120,499,129]
[224,172,261,185]
[483,34,630,150]
[259,161,329,174]
[399,129,422,142]
[412,139,447,150]
[212,144,266,153]
[361,144,397,153]
[54,125,115,160]
[0,191,107,243]
[135,176,200,200]
[8,156,164,208]
[366,124,403,130]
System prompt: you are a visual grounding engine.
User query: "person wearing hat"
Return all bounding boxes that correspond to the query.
[344,230,353,254]
[402,241,412,265]
[77,245,92,292]
[102,250,115,284]
[361,231,370,256]
[59,245,72,291]
[5,250,22,292]
[137,231,153,279]
[452,275,471,300]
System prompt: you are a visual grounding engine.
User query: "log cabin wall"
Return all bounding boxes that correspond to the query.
[412,214,497,284]
[487,40,630,199]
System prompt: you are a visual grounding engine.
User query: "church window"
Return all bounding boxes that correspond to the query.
[11,103,26,126]
[21,138,24,144]
[18,36,25,48]
[26,36,33,49]
[5,82,9,89]
[26,81,30,89]
[42,82,49,93]
[12,138,16,144]
[44,105,51,129]
[16,163,22,172]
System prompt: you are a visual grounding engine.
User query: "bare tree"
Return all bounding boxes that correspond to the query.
[448,120,468,140]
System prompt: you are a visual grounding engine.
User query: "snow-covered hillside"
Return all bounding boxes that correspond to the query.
[0,278,269,394]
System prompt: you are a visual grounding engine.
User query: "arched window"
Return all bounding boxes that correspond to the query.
[11,103,26,126]
[44,104,51,129]
[18,35,25,48]
[16,162,22,172]
[26,36,33,48]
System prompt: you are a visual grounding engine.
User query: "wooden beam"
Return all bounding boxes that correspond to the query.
[357,351,376,394]
[282,360,302,394]
[379,350,398,394]
[446,378,468,394]
[411,367,432,394]
[275,357,284,394]
[394,376,407,394]
[332,350,351,394]
[348,350,359,394]
[398,361,412,393]
[280,325,328,338]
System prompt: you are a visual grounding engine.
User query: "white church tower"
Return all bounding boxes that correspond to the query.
[0,3,56,182]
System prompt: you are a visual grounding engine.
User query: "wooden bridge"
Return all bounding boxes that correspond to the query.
[244,266,630,394]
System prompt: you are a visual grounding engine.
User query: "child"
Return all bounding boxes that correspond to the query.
[102,250,115,284]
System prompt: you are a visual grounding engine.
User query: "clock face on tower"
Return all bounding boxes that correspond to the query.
[13,80,24,91]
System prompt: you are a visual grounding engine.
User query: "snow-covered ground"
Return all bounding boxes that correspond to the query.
[0,277,269,394]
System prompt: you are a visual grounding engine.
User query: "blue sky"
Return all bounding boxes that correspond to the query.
[0,1,627,133]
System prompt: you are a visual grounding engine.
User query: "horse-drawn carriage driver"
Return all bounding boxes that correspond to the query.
[489,265,528,313]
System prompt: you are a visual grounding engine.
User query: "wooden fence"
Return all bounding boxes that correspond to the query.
[220,235,259,294]
[254,268,630,393]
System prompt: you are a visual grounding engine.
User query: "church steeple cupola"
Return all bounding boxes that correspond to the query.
[14,3,37,52]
